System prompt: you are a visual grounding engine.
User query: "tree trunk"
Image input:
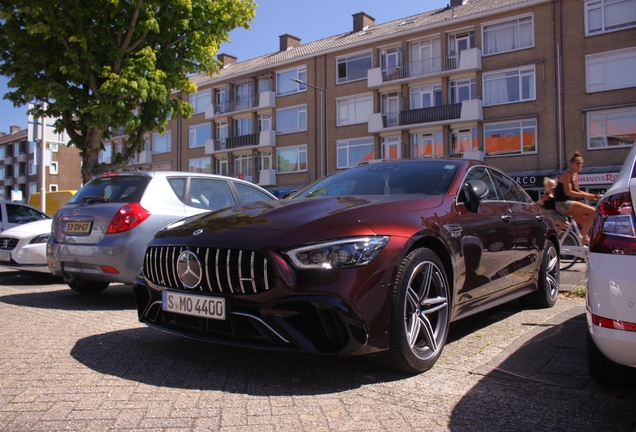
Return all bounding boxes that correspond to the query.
[80,128,106,183]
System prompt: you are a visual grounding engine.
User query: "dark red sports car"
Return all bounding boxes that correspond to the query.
[133,159,560,373]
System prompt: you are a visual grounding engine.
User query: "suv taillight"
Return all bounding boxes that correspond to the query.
[106,203,151,234]
[589,191,636,255]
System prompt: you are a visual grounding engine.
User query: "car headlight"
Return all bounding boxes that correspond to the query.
[29,234,50,245]
[285,236,390,269]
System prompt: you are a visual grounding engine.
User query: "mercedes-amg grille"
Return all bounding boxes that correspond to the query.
[144,246,278,294]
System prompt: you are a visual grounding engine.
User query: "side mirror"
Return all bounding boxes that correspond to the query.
[463,180,489,213]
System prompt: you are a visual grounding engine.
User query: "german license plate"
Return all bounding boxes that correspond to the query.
[162,291,225,320]
[64,221,92,234]
[0,252,10,262]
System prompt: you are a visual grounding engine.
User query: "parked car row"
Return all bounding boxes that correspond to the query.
[0,152,634,378]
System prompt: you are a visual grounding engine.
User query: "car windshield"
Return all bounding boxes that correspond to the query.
[68,175,151,204]
[292,160,462,199]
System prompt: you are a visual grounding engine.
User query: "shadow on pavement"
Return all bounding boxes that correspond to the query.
[70,327,410,395]
[0,270,63,286]
[449,310,636,431]
[0,282,136,311]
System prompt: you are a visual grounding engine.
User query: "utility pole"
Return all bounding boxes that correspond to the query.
[39,102,46,213]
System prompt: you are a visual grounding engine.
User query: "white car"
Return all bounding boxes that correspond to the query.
[586,142,636,384]
[0,219,52,274]
[0,199,50,232]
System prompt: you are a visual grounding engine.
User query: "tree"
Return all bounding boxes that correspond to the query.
[0,0,256,182]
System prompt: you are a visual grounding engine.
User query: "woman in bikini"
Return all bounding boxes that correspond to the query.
[553,151,600,245]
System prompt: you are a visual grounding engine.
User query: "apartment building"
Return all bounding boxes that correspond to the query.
[99,0,635,200]
[0,126,82,208]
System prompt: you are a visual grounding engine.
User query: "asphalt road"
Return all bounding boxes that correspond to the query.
[0,267,634,432]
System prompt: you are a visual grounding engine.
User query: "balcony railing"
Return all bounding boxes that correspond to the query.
[383,55,457,82]
[213,96,259,115]
[400,103,462,126]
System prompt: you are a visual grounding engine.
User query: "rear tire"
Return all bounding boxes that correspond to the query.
[560,231,579,270]
[68,281,110,294]
[524,240,559,308]
[374,248,450,374]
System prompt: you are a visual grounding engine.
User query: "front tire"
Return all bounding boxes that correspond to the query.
[68,281,110,294]
[524,239,559,308]
[376,248,450,374]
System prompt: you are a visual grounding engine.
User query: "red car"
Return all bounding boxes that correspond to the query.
[133,159,560,373]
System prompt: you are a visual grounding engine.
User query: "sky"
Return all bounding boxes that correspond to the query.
[0,0,450,134]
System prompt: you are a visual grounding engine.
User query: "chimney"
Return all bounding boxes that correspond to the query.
[353,12,375,32]
[0,132,5,138]
[279,34,301,51]
[10,125,21,134]
[450,0,464,7]
[217,53,237,67]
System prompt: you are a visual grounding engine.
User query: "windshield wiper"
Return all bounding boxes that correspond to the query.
[82,196,109,204]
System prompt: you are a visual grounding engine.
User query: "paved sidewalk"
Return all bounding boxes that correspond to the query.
[0,269,633,431]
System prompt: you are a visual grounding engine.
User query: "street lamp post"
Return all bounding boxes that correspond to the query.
[291,78,327,177]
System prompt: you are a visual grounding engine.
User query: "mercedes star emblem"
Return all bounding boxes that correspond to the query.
[176,250,202,289]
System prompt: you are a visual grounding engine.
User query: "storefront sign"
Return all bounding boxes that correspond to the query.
[513,176,538,187]
[576,172,619,185]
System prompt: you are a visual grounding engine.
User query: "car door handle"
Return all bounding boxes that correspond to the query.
[444,223,462,238]
[501,214,513,223]
[536,215,545,221]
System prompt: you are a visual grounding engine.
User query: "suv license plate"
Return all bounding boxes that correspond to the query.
[64,221,92,234]
[0,252,10,262]
[162,291,225,321]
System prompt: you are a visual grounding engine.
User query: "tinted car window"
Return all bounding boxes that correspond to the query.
[168,178,187,202]
[235,183,275,204]
[294,161,462,198]
[68,175,151,204]
[491,170,531,203]
[460,167,499,202]
[188,178,234,210]
[6,204,49,223]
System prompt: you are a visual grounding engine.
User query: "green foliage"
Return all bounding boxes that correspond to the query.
[0,0,256,181]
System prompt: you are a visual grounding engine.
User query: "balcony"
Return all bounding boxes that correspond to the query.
[3,177,12,187]
[4,157,13,165]
[17,175,26,184]
[367,48,482,88]
[253,169,276,187]
[136,149,151,164]
[205,91,276,119]
[205,130,276,154]
[17,153,27,163]
[368,99,483,133]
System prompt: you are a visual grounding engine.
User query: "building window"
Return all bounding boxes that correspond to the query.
[412,131,444,158]
[337,94,373,126]
[586,47,636,93]
[337,137,374,169]
[189,123,211,148]
[189,157,212,173]
[98,143,112,164]
[482,15,534,56]
[216,122,228,148]
[410,84,442,109]
[483,66,535,106]
[258,114,272,131]
[0,146,4,159]
[587,107,636,149]
[382,136,401,160]
[153,131,172,154]
[49,184,58,192]
[451,128,479,155]
[0,166,4,179]
[484,119,537,157]
[276,105,307,134]
[277,145,307,173]
[50,161,59,174]
[408,38,442,76]
[234,81,253,108]
[29,183,37,195]
[234,117,253,136]
[29,161,37,175]
[234,153,253,178]
[49,142,59,152]
[585,0,636,36]
[337,51,372,84]
[381,46,403,79]
[448,31,475,64]
[216,156,228,176]
[276,67,306,96]
[450,78,477,103]
[189,89,211,115]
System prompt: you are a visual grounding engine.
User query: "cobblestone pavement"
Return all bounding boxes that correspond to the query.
[0,269,634,431]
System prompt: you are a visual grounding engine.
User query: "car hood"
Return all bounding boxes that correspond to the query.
[0,219,53,238]
[155,195,444,240]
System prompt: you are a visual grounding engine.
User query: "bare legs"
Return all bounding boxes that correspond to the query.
[565,201,596,244]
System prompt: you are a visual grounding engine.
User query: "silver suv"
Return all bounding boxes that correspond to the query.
[47,171,276,294]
